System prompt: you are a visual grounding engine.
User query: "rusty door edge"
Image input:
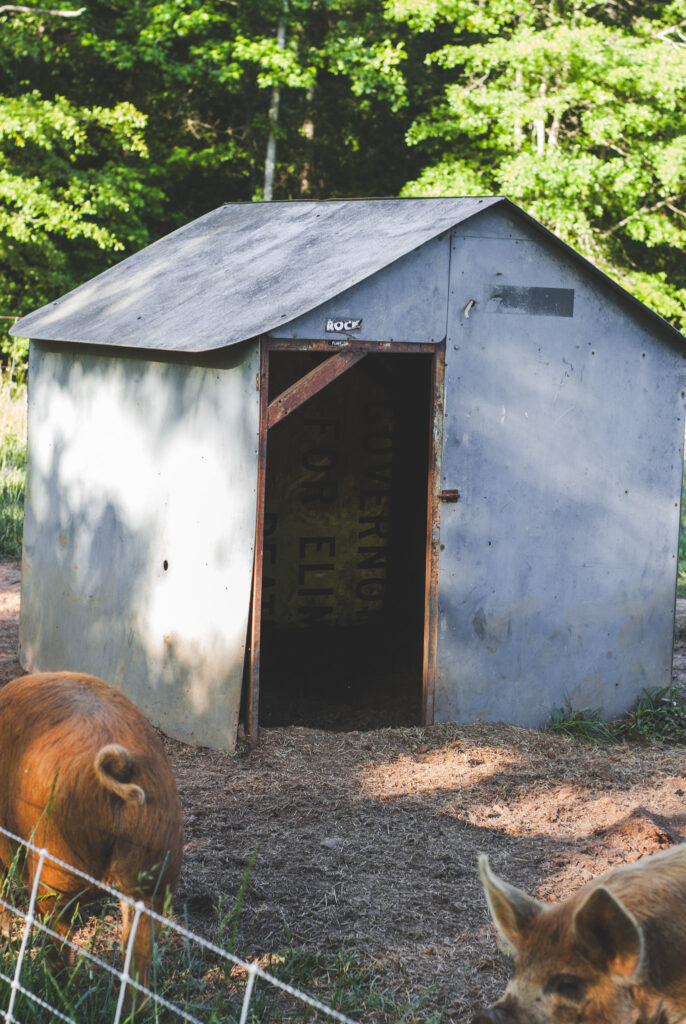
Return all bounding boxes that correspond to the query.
[422,342,446,725]
[249,336,444,742]
[247,339,270,745]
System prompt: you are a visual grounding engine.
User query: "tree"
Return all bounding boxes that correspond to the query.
[3,0,428,331]
[391,0,686,329]
[57,0,419,213]
[0,4,159,323]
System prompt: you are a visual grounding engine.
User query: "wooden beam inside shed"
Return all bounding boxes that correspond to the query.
[267,349,367,429]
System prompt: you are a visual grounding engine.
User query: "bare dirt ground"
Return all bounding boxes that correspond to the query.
[2,559,686,1021]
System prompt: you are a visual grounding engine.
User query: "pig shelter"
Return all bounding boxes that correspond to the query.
[11,197,686,750]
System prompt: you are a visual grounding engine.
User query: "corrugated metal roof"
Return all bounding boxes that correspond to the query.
[10,196,499,352]
[11,196,684,350]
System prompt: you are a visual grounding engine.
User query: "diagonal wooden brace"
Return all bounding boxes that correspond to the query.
[267,348,368,429]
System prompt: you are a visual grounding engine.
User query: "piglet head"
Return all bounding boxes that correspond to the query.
[472,855,645,1024]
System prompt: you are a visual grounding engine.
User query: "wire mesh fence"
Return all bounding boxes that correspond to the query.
[0,824,360,1024]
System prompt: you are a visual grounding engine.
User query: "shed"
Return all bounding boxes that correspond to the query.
[11,197,686,750]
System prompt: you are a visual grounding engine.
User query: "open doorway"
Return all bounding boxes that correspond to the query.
[255,348,433,731]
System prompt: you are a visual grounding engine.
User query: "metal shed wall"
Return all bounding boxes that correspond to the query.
[269,234,450,344]
[20,339,260,749]
[436,206,686,726]
[15,198,686,745]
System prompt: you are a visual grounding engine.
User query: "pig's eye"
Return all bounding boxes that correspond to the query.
[544,974,587,1002]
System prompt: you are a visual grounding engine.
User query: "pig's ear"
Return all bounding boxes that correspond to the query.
[478,855,543,955]
[573,885,644,978]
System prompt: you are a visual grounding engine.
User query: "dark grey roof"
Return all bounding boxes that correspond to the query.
[11,196,499,351]
[11,196,684,350]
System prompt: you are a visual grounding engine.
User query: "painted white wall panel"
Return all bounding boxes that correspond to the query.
[20,340,260,749]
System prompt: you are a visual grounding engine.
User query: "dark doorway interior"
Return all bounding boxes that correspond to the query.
[258,350,432,730]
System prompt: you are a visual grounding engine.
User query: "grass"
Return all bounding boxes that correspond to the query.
[0,843,434,1024]
[0,909,417,1024]
[0,381,26,559]
[548,684,686,746]
[678,459,686,597]
[0,428,26,559]
[548,698,618,745]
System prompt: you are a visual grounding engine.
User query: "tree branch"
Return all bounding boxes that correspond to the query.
[654,25,686,49]
[600,193,685,238]
[0,4,85,16]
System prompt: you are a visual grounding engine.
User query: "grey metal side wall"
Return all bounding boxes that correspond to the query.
[437,208,686,727]
[20,340,260,749]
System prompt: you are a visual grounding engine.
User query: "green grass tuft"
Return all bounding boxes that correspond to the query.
[678,460,686,596]
[613,685,686,744]
[548,685,686,747]
[548,698,618,745]
[0,427,26,558]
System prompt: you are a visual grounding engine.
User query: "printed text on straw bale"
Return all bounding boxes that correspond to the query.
[0,672,184,986]
[473,847,686,1024]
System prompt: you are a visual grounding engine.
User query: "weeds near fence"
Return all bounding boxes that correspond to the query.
[0,379,26,560]
[0,824,368,1024]
[548,685,686,746]
[0,428,25,560]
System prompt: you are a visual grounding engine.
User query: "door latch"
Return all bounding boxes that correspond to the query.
[440,489,460,503]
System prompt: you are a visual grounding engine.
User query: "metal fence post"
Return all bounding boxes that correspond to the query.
[5,847,47,1024]
[239,962,258,1024]
[112,900,144,1024]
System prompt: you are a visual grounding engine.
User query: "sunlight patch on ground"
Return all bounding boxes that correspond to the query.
[359,743,525,799]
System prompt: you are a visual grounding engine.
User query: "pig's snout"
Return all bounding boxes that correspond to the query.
[472,1006,514,1024]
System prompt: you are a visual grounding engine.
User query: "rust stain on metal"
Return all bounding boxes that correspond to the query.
[247,339,270,746]
[267,349,367,429]
[265,338,439,355]
[422,342,445,726]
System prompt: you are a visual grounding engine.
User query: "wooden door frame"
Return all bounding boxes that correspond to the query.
[246,336,445,745]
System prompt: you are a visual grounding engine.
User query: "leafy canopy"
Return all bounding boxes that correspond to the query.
[392,0,686,329]
[2,0,686,342]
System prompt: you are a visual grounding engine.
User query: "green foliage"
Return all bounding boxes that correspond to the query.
[0,4,162,320]
[3,0,686,385]
[548,686,686,746]
[66,0,421,207]
[0,0,432,346]
[217,845,258,956]
[548,697,618,745]
[678,461,686,597]
[0,427,26,559]
[393,0,686,331]
[614,685,686,744]
[0,332,28,390]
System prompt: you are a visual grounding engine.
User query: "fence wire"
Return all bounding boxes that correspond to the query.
[0,824,360,1024]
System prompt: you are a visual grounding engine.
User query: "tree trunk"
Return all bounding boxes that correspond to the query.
[514,68,523,149]
[264,11,287,202]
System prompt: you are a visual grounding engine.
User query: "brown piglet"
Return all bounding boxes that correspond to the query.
[473,847,686,1024]
[0,671,184,987]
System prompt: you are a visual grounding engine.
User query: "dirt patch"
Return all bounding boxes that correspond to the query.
[3,561,686,1022]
